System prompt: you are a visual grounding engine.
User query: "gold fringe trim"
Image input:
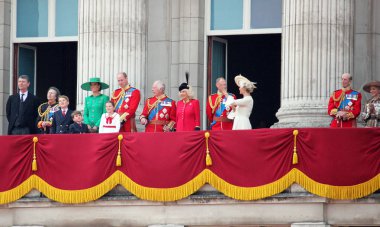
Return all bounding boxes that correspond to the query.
[119,170,208,202]
[35,173,120,204]
[0,176,35,205]
[293,169,380,200]
[206,169,295,200]
[0,169,379,204]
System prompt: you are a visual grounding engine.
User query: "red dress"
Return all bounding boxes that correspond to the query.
[176,99,200,131]
[111,85,141,132]
[328,88,362,128]
[140,95,176,132]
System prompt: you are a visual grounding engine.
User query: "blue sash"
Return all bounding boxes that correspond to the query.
[339,91,359,110]
[148,97,173,121]
[115,87,136,111]
[210,94,232,128]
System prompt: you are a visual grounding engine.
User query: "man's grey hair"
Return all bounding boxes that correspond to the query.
[216,77,226,84]
[342,73,352,81]
[154,80,165,92]
[19,75,30,82]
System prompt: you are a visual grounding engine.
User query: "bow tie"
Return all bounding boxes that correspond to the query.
[106,117,113,124]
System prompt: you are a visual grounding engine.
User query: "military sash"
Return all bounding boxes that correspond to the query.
[210,94,232,127]
[115,87,136,111]
[147,97,173,121]
[338,91,359,111]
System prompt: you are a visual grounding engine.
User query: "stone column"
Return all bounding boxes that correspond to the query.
[147,0,204,97]
[77,0,146,109]
[0,0,11,135]
[275,0,354,127]
[354,0,380,99]
[146,0,205,125]
[169,0,205,111]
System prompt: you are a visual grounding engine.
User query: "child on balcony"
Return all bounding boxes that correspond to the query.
[51,95,73,134]
[69,111,89,134]
[99,101,120,133]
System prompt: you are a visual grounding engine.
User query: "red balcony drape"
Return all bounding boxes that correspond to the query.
[0,128,379,204]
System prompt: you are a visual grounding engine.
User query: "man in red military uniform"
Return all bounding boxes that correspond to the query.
[206,77,236,130]
[140,80,176,132]
[111,72,141,132]
[328,73,362,128]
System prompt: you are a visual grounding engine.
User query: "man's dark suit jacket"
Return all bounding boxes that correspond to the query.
[6,92,40,135]
[51,109,74,134]
[69,122,89,134]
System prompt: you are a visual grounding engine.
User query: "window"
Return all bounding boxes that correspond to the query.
[56,0,78,36]
[211,0,243,30]
[206,0,282,35]
[15,0,78,40]
[17,0,49,37]
[250,0,282,29]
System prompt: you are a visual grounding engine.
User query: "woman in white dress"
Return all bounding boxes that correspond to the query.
[99,101,121,133]
[226,75,256,130]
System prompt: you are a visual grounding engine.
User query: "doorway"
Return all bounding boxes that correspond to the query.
[14,42,78,109]
[207,34,281,128]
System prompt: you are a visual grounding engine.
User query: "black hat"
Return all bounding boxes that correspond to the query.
[179,72,190,91]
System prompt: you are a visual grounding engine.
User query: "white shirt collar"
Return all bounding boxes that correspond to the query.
[19,91,28,101]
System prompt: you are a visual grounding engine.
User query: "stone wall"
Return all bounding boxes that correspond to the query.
[0,0,10,135]
[354,0,380,102]
[147,0,205,126]
[1,185,379,226]
[77,0,147,114]
[275,0,354,128]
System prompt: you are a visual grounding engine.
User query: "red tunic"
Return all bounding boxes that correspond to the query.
[206,93,236,130]
[176,99,200,131]
[111,85,141,132]
[328,88,362,128]
[140,95,176,132]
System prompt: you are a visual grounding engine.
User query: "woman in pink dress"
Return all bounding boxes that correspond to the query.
[176,74,201,131]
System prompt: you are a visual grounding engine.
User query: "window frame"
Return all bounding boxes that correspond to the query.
[12,0,78,43]
[205,0,282,35]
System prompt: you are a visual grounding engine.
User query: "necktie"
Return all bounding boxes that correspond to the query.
[62,110,66,117]
[20,94,24,102]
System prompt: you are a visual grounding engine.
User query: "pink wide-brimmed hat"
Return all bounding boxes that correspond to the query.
[363,81,380,93]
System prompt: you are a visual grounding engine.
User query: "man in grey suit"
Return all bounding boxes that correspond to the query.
[6,75,40,135]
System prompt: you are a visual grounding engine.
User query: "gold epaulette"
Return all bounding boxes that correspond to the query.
[331,89,345,103]
[111,88,124,100]
[147,97,160,112]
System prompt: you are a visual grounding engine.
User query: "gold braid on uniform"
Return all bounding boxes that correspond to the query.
[112,88,124,100]
[111,84,131,100]
[147,95,166,114]
[332,90,345,102]
[208,95,222,114]
[38,102,50,117]
[330,89,346,116]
